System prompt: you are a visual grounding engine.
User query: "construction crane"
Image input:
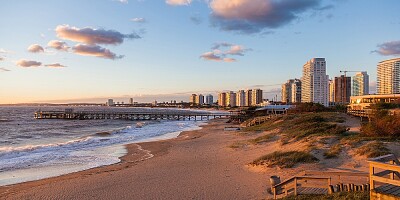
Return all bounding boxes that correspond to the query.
[339,70,360,77]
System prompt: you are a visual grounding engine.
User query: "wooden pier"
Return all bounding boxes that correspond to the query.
[34,109,235,121]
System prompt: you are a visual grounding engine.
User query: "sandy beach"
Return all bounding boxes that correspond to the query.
[0,119,270,200]
[2,114,396,200]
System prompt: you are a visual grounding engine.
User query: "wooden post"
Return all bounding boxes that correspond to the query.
[328,185,334,194]
[369,164,375,190]
[273,187,276,200]
[336,184,341,192]
[294,178,298,196]
[390,160,395,180]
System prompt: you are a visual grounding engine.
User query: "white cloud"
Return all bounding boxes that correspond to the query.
[72,44,123,60]
[209,0,320,33]
[200,42,250,62]
[166,0,192,6]
[130,18,146,23]
[0,67,10,72]
[27,44,45,53]
[373,41,400,56]
[16,59,42,67]
[45,63,67,68]
[48,40,70,51]
[55,24,140,45]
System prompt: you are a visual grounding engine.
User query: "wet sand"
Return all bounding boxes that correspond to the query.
[0,119,269,200]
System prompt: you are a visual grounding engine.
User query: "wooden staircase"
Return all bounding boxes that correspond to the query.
[369,154,400,200]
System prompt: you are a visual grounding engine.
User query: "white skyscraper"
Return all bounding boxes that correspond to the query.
[301,58,329,107]
[352,71,369,96]
[377,58,400,94]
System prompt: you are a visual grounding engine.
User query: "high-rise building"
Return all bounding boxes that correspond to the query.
[291,79,302,103]
[129,98,133,105]
[236,90,246,107]
[196,94,204,105]
[377,58,400,94]
[107,99,114,106]
[226,91,236,107]
[205,94,213,105]
[301,58,329,106]
[352,71,369,96]
[334,75,351,104]
[281,79,301,104]
[245,89,252,106]
[251,89,263,106]
[329,79,335,104]
[281,82,290,103]
[190,94,197,105]
[218,93,227,107]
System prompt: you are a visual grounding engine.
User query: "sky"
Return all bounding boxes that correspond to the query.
[1,0,400,104]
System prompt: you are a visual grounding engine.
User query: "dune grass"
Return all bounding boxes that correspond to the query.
[323,143,342,159]
[248,134,275,144]
[277,191,369,200]
[355,141,391,158]
[244,113,348,141]
[250,151,318,168]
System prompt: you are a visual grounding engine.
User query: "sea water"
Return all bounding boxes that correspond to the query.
[0,106,211,186]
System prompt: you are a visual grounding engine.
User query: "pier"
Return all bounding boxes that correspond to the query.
[34,109,236,121]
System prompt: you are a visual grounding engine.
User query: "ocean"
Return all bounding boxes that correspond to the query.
[0,106,212,186]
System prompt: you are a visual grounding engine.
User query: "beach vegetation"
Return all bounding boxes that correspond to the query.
[360,110,400,137]
[250,151,318,168]
[355,141,391,158]
[248,134,274,144]
[277,191,369,200]
[228,141,247,149]
[244,112,348,141]
[323,143,342,159]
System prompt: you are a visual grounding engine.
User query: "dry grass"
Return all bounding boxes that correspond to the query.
[323,143,342,159]
[355,141,391,158]
[228,141,247,149]
[278,191,369,200]
[244,113,348,141]
[248,134,274,145]
[250,151,318,168]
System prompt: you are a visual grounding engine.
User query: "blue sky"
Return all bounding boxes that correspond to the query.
[1,0,399,104]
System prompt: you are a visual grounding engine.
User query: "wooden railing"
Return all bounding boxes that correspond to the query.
[272,170,370,199]
[272,176,331,199]
[369,154,400,192]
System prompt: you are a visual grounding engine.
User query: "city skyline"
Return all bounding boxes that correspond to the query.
[1,1,400,104]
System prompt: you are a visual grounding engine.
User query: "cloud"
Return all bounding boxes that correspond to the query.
[47,40,70,51]
[200,52,225,62]
[27,44,45,53]
[0,48,13,54]
[16,59,42,67]
[373,41,400,56]
[55,24,140,45]
[0,67,10,72]
[115,0,128,4]
[190,13,202,25]
[166,0,192,6]
[72,44,123,60]
[226,45,248,56]
[0,56,4,61]
[209,0,321,33]
[45,63,67,68]
[201,42,250,62]
[130,18,146,23]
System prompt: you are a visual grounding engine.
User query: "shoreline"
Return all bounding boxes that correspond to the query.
[1,119,270,199]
